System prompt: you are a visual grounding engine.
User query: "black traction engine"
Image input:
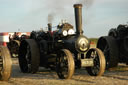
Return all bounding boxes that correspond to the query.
[18,4,106,79]
[97,24,128,69]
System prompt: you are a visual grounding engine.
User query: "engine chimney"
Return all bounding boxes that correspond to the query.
[74,4,83,35]
[48,23,52,31]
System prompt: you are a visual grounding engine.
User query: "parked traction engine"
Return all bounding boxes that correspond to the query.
[18,4,106,79]
[0,46,12,81]
[97,24,128,69]
[7,32,29,57]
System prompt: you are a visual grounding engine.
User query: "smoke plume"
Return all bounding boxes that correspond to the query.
[48,13,54,23]
[46,0,94,24]
[76,0,94,8]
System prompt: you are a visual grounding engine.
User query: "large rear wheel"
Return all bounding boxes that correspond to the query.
[86,48,106,76]
[18,39,40,73]
[56,49,75,79]
[0,46,12,81]
[97,36,119,69]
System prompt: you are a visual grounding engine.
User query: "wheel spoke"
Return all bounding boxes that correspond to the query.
[0,57,3,71]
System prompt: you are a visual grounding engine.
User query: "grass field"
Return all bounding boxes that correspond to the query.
[89,38,98,44]
[89,38,98,48]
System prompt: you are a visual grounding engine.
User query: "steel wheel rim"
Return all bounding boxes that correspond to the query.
[0,46,12,81]
[86,48,106,76]
[56,49,75,79]
[0,54,3,73]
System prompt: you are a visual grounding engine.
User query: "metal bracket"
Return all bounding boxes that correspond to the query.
[80,58,94,67]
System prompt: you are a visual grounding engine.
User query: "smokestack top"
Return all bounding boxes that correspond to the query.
[74,4,82,8]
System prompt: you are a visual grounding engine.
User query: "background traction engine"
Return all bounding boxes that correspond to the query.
[7,32,29,58]
[18,4,106,79]
[97,24,128,69]
[0,46,12,81]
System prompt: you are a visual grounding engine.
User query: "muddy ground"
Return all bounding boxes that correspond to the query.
[0,58,128,85]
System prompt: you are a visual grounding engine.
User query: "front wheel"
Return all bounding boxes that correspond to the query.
[56,49,75,79]
[0,46,12,81]
[86,48,106,76]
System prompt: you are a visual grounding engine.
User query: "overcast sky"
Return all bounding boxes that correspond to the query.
[0,0,128,37]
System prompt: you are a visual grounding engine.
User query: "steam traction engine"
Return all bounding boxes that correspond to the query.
[97,24,128,69]
[7,32,29,57]
[18,4,106,79]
